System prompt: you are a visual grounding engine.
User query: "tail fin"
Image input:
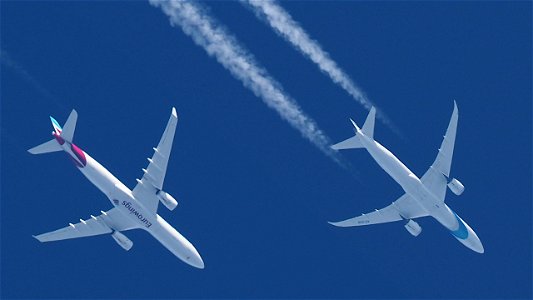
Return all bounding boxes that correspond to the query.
[28,109,78,154]
[331,107,376,150]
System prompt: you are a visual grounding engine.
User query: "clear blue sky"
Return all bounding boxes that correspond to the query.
[1,1,531,299]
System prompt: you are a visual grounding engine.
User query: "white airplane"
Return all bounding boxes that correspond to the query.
[28,108,205,268]
[329,102,484,253]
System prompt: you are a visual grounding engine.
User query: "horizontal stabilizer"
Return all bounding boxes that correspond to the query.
[28,139,62,154]
[331,135,363,150]
[361,107,376,139]
[60,109,78,142]
[331,107,376,150]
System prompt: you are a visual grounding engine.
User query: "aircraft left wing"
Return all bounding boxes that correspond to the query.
[132,108,178,213]
[329,193,428,227]
[34,208,137,242]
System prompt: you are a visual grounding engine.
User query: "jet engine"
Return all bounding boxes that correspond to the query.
[404,219,422,237]
[157,190,178,211]
[447,178,465,196]
[111,231,133,251]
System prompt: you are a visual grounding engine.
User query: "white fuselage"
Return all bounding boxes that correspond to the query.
[60,139,204,268]
[358,133,484,253]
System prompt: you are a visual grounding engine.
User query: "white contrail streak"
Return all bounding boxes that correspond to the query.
[149,0,343,164]
[1,49,65,110]
[243,0,396,130]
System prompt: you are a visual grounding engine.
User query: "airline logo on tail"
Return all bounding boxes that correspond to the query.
[50,116,62,134]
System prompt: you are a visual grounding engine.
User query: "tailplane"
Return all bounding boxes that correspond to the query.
[28,109,78,155]
[331,107,376,150]
[28,139,62,154]
[59,110,77,143]
[361,107,375,139]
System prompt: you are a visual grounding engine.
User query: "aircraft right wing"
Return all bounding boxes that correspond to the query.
[329,193,428,227]
[34,208,137,242]
[131,107,178,213]
[420,101,459,202]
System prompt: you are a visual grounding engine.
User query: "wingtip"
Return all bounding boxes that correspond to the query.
[32,235,43,242]
[69,109,78,119]
[171,107,178,119]
[328,221,341,227]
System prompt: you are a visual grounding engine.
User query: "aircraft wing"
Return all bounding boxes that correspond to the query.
[34,208,138,242]
[329,193,428,227]
[131,108,178,213]
[420,101,459,201]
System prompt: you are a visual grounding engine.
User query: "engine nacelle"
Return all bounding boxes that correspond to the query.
[157,190,178,211]
[447,178,465,196]
[111,231,133,251]
[404,219,422,237]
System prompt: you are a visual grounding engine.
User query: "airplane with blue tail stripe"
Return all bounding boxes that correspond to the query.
[329,102,484,253]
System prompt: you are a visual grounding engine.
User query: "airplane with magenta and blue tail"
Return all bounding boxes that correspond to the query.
[28,108,205,268]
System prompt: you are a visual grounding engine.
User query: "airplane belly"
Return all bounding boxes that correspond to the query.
[365,140,415,186]
[147,215,204,269]
[79,154,122,196]
[410,185,457,228]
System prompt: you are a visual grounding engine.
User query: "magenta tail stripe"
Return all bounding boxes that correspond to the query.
[70,144,87,167]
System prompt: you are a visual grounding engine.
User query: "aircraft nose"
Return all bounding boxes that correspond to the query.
[187,253,204,269]
[184,247,204,269]
[464,228,484,254]
[471,238,484,254]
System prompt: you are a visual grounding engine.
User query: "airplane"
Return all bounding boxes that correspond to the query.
[28,108,205,268]
[329,102,484,253]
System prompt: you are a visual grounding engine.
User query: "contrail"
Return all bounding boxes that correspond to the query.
[149,0,344,165]
[242,0,397,131]
[1,49,65,110]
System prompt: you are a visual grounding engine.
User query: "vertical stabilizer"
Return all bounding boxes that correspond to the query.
[50,116,62,135]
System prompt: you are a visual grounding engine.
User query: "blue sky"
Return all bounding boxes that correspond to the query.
[1,1,531,299]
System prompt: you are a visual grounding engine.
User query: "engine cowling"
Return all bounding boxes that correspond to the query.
[404,219,422,237]
[157,190,178,211]
[447,178,465,196]
[111,231,133,251]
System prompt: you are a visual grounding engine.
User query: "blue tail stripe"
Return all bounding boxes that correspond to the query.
[50,116,62,130]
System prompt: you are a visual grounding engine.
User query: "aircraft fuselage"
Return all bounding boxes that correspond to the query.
[358,132,484,253]
[55,133,204,268]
